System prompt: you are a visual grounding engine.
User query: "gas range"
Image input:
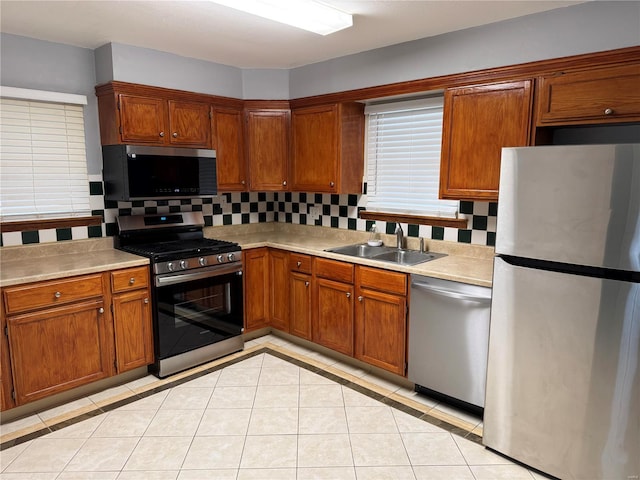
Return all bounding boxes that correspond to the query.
[114,211,244,378]
[115,212,242,275]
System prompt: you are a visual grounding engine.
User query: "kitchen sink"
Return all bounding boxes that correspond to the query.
[325,244,446,266]
[325,243,396,258]
[370,249,446,266]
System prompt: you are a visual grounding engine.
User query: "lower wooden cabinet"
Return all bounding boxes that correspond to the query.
[290,271,312,340]
[1,266,153,409]
[355,267,408,376]
[0,295,14,411]
[243,247,270,332]
[269,249,290,331]
[7,299,112,405]
[313,258,355,356]
[112,267,153,373]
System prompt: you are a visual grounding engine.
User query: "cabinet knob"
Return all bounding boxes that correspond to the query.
[297,261,302,267]
[241,180,246,185]
[129,277,135,285]
[346,292,351,298]
[329,181,335,187]
[358,296,363,302]
[304,281,309,287]
[282,180,287,186]
[54,291,62,299]
[144,298,149,304]
[98,307,104,314]
[172,132,178,138]
[604,108,614,115]
[159,131,165,137]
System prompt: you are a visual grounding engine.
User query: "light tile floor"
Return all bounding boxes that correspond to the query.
[0,334,551,480]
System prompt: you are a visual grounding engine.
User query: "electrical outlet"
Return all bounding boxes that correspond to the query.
[308,205,321,220]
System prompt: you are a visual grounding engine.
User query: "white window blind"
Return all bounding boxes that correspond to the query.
[366,97,459,218]
[0,94,91,222]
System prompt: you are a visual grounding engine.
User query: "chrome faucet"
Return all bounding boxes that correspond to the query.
[395,223,404,250]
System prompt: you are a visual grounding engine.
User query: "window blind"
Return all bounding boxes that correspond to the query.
[365,98,458,218]
[0,96,91,222]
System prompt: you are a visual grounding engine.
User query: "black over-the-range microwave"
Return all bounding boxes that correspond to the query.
[102,145,217,201]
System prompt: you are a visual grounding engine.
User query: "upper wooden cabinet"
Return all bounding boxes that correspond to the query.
[291,103,365,194]
[214,107,248,191]
[245,105,290,191]
[98,90,212,148]
[439,80,533,201]
[536,62,640,126]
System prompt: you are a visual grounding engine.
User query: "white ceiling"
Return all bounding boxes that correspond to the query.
[0,0,584,69]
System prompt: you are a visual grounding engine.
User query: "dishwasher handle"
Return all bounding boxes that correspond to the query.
[411,281,491,304]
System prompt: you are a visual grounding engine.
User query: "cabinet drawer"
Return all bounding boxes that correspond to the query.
[4,274,104,315]
[111,267,150,293]
[314,258,354,284]
[290,253,312,274]
[357,266,407,296]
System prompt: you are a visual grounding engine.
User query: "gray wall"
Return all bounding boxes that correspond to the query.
[0,33,103,174]
[289,1,640,98]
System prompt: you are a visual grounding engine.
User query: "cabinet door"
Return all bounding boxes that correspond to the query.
[119,95,167,145]
[439,80,533,201]
[215,107,248,191]
[290,271,312,340]
[113,288,153,373]
[355,288,406,376]
[243,248,270,332]
[314,278,354,356]
[269,249,289,331]
[7,300,113,405]
[168,100,211,147]
[247,110,289,191]
[536,63,640,126]
[291,105,339,192]
[0,294,15,411]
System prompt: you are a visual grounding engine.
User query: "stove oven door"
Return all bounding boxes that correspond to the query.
[153,265,244,364]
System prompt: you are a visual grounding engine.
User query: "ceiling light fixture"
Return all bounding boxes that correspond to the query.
[210,0,353,36]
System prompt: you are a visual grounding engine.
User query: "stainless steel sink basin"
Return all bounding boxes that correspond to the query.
[325,243,395,258]
[371,249,446,266]
[325,244,446,266]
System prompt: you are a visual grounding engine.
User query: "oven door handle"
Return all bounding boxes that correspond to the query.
[155,263,242,287]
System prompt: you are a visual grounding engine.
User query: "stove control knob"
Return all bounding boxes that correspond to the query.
[167,262,175,272]
[217,254,224,263]
[179,260,187,270]
[199,257,207,267]
[227,253,236,262]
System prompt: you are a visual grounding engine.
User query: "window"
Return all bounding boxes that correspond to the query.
[365,97,458,218]
[0,87,90,222]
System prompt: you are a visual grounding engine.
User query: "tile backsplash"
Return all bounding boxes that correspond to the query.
[0,175,497,247]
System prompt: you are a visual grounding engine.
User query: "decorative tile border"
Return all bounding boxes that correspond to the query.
[0,343,482,451]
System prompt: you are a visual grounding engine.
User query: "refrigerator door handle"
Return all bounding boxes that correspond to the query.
[411,281,491,304]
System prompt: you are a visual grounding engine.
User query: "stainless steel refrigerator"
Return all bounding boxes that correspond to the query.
[484,144,640,480]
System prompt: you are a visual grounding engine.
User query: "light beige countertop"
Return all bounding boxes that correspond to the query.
[0,238,149,288]
[0,224,494,288]
[206,223,494,287]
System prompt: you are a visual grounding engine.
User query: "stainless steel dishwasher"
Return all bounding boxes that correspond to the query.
[408,274,492,411]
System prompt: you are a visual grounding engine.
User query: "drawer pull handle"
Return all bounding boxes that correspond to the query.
[144,298,149,304]
[604,108,614,115]
[346,292,351,298]
[297,261,302,267]
[54,291,62,299]
[129,277,135,285]
[98,307,104,314]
